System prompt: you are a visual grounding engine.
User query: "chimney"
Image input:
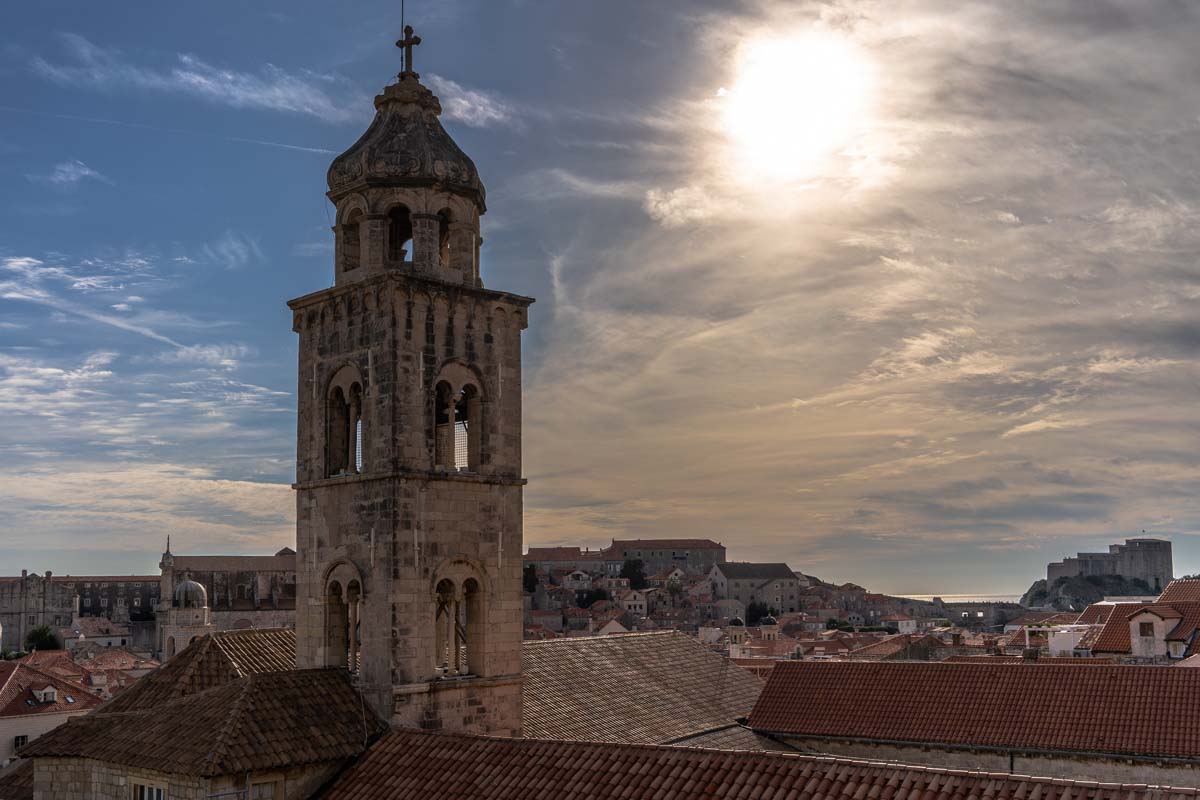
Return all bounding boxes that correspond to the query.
[951,632,962,647]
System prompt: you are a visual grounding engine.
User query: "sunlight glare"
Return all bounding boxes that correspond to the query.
[721,32,876,183]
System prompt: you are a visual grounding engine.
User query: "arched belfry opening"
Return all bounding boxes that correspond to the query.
[434,379,482,472]
[388,205,413,264]
[437,208,453,267]
[326,365,364,477]
[323,565,364,674]
[341,209,362,272]
[433,572,484,678]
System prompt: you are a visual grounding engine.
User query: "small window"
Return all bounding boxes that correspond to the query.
[132,784,165,800]
[1140,621,1155,637]
[100,597,108,608]
[27,615,35,624]
[66,696,75,704]
[13,735,28,749]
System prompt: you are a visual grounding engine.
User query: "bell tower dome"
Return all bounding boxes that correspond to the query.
[289,25,532,736]
[326,27,484,288]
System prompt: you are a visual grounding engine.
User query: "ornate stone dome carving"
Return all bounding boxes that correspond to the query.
[326,75,486,211]
[174,577,208,609]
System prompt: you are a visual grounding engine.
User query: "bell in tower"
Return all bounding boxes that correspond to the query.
[289,26,532,735]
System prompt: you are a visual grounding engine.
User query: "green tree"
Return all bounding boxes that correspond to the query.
[523,563,539,594]
[24,625,57,652]
[620,559,647,590]
[666,577,683,607]
[747,601,771,626]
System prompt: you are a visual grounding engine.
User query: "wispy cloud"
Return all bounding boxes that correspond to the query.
[201,231,264,270]
[31,33,366,123]
[426,74,518,128]
[29,159,112,187]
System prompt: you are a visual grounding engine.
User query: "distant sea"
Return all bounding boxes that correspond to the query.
[898,593,1025,604]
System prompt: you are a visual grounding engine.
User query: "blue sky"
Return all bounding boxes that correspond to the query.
[3,0,1199,594]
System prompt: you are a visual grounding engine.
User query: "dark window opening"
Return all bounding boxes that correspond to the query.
[388,205,413,263]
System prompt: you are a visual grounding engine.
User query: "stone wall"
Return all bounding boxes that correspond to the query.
[32,758,205,800]
[291,269,530,733]
[1046,538,1173,591]
[777,736,1200,785]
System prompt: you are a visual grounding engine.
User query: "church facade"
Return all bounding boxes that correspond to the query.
[288,32,531,734]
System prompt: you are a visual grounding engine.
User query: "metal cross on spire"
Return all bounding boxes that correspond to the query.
[396,24,422,77]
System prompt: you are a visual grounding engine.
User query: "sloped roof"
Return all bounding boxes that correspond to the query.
[0,759,33,800]
[749,661,1200,759]
[102,627,295,713]
[1160,580,1200,603]
[172,554,295,572]
[21,669,383,777]
[521,631,762,744]
[0,662,100,718]
[318,728,1200,800]
[1086,602,1147,653]
[715,563,796,580]
[941,655,1114,664]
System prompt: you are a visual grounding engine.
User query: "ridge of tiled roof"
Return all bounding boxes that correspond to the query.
[941,655,1114,664]
[749,661,1200,759]
[22,668,383,777]
[714,562,797,580]
[521,630,762,744]
[101,627,295,713]
[318,728,1200,800]
[1160,580,1200,603]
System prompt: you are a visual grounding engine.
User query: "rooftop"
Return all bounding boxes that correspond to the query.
[1161,580,1200,603]
[319,728,1200,800]
[522,630,762,744]
[715,562,797,580]
[102,627,295,713]
[21,669,383,777]
[749,661,1200,759]
[0,662,100,718]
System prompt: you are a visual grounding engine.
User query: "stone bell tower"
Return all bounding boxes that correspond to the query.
[289,27,531,734]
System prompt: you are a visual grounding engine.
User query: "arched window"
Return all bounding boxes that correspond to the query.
[433,577,479,677]
[435,579,458,675]
[325,580,348,670]
[326,366,364,477]
[388,205,413,263]
[437,208,452,267]
[433,378,481,472]
[342,209,362,272]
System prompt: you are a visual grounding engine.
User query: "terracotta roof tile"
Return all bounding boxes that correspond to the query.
[1160,580,1200,603]
[941,655,1115,664]
[319,728,1200,800]
[748,661,1200,759]
[0,662,100,718]
[101,627,294,713]
[22,668,382,777]
[0,759,33,800]
[521,630,762,744]
[1087,602,1147,653]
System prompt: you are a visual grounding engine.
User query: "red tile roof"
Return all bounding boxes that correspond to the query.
[21,668,383,777]
[0,759,33,800]
[320,728,1200,800]
[1076,602,1121,625]
[941,655,1115,664]
[0,662,100,718]
[1086,602,1147,653]
[1160,580,1200,603]
[748,661,1200,759]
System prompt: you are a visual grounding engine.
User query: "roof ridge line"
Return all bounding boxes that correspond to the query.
[204,675,255,777]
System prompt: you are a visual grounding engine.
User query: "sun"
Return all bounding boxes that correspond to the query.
[720,31,876,184]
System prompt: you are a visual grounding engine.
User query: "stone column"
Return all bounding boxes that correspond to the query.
[363,214,387,274]
[411,213,440,272]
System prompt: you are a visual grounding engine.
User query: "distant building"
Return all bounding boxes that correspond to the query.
[1046,537,1173,593]
[709,563,801,613]
[0,661,100,767]
[601,539,726,577]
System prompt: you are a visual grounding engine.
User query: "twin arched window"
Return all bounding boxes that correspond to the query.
[434,576,482,677]
[326,366,364,478]
[325,578,362,674]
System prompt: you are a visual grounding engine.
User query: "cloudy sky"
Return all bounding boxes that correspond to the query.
[2,0,1198,594]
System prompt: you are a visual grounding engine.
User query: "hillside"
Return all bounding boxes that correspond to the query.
[1021,574,1155,611]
